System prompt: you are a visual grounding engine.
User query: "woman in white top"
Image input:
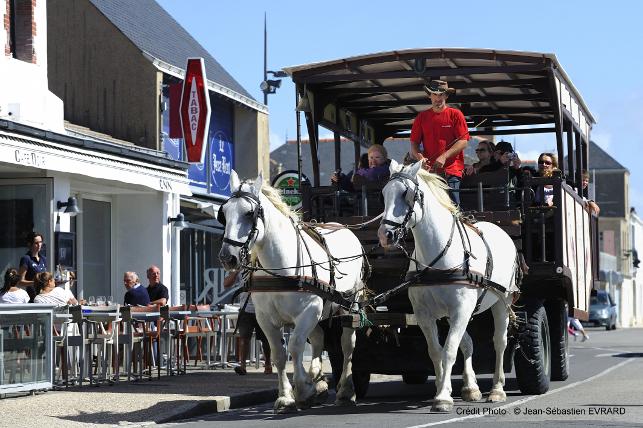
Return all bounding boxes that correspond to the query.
[33,271,78,306]
[0,268,30,304]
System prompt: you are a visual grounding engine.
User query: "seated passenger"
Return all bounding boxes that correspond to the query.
[533,152,559,207]
[33,271,79,306]
[478,141,521,173]
[331,144,390,191]
[582,169,600,215]
[0,268,30,304]
[464,139,496,175]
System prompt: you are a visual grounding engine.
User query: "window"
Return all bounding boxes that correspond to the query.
[80,199,111,299]
[0,179,51,272]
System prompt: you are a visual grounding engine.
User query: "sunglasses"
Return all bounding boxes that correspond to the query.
[538,160,552,166]
[475,149,487,153]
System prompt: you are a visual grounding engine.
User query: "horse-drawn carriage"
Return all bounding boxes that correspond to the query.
[282,49,598,400]
[218,48,598,413]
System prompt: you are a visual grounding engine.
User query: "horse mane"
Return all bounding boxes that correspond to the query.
[254,180,300,220]
[416,169,459,214]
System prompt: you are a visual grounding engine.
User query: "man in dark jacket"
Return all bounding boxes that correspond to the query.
[123,271,150,306]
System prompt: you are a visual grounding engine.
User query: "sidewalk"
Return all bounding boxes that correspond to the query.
[0,360,337,427]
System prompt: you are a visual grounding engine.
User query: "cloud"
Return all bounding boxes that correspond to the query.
[592,131,611,150]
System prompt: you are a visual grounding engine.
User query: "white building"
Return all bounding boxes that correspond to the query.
[1,0,189,303]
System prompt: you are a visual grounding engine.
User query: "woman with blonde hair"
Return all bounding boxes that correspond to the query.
[331,144,390,191]
[535,152,559,206]
[33,271,79,306]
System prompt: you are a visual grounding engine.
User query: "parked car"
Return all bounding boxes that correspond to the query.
[588,290,617,330]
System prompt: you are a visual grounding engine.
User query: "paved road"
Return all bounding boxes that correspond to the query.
[164,327,643,428]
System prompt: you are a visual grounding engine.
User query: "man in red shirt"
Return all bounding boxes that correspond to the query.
[410,80,470,205]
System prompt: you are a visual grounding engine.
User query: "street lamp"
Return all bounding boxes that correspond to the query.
[260,70,287,100]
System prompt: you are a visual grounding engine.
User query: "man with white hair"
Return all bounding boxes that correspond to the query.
[123,271,150,306]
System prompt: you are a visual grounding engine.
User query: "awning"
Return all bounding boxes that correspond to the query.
[0,129,191,195]
[180,196,219,218]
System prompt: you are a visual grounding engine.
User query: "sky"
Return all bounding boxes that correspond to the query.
[157,0,643,210]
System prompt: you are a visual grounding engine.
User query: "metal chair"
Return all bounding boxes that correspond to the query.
[184,304,217,367]
[161,305,187,375]
[129,304,162,379]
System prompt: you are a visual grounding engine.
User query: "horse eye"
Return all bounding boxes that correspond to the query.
[244,211,254,218]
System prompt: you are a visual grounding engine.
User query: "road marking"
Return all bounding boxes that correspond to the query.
[405,358,634,428]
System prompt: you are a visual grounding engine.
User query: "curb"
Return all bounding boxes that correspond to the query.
[159,388,278,423]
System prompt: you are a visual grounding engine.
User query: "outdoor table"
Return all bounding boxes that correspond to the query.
[196,310,239,368]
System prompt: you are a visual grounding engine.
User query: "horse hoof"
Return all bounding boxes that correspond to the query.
[431,400,454,413]
[487,390,507,403]
[335,397,356,407]
[461,387,482,402]
[274,397,298,414]
[314,381,329,404]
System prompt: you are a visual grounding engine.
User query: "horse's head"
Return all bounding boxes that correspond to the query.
[217,170,266,271]
[378,159,424,248]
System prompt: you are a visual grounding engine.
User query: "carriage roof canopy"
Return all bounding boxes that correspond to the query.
[283,48,595,142]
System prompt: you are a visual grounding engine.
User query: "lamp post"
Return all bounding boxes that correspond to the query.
[260,13,287,105]
[168,213,187,305]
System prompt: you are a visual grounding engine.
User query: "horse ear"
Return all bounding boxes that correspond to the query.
[253,171,264,196]
[389,159,400,174]
[408,160,423,177]
[230,170,241,191]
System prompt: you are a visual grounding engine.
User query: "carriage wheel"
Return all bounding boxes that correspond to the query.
[547,299,569,381]
[402,372,429,385]
[514,299,551,394]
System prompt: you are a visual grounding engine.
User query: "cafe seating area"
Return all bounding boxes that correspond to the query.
[1,303,269,393]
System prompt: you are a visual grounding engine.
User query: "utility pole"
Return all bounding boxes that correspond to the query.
[263,13,268,105]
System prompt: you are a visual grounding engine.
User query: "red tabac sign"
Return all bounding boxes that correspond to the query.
[180,58,211,164]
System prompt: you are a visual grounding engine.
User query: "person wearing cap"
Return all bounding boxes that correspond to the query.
[410,80,470,205]
[479,140,521,173]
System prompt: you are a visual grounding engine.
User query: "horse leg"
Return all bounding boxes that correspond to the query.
[416,317,443,390]
[432,304,474,413]
[459,331,482,402]
[308,324,329,404]
[256,314,296,413]
[289,313,319,408]
[487,299,509,403]
[335,326,357,406]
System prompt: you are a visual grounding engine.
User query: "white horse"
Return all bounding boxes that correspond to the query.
[218,170,366,413]
[377,160,519,413]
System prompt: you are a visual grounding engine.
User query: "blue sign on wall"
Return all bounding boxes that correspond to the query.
[162,85,235,197]
[209,130,233,196]
[207,96,234,197]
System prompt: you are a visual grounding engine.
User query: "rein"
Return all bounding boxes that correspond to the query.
[374,171,508,310]
[219,187,370,312]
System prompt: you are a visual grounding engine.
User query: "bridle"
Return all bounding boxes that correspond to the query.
[381,171,425,245]
[218,187,265,265]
